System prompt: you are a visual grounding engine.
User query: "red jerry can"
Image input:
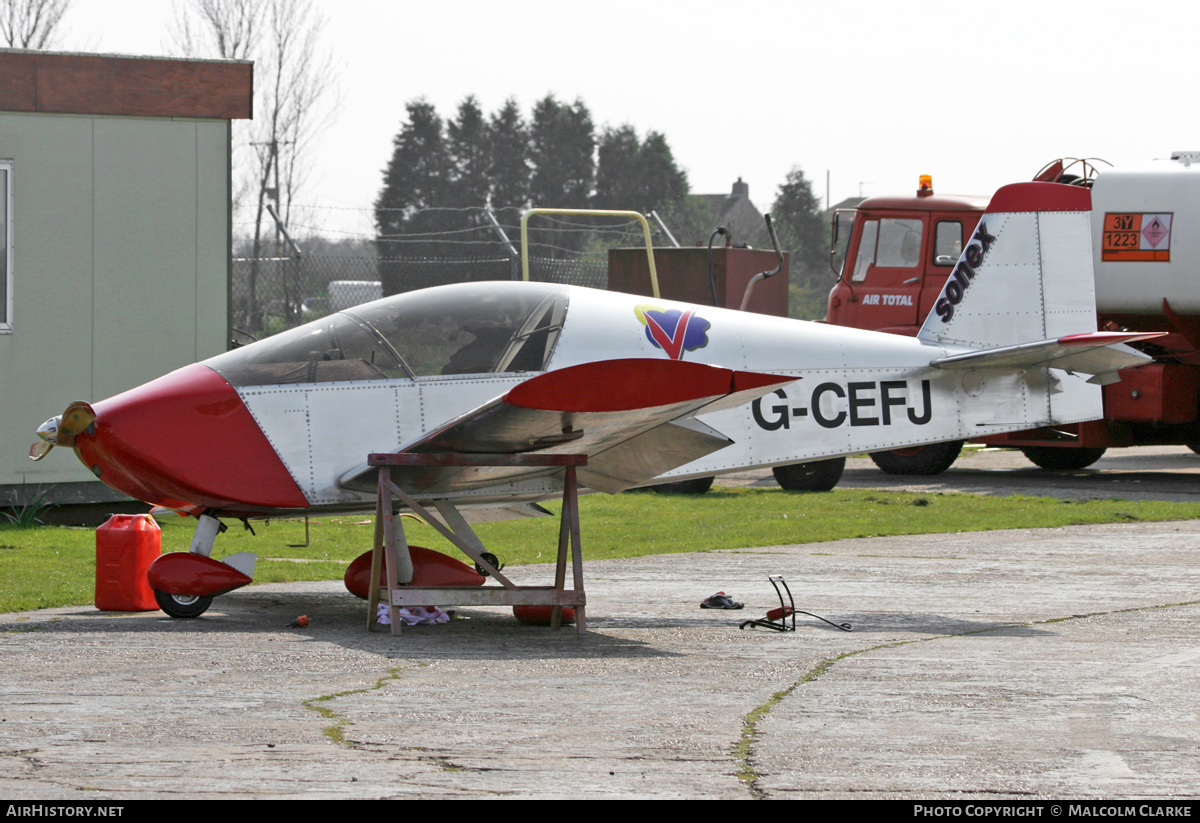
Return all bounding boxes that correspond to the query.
[95,514,162,611]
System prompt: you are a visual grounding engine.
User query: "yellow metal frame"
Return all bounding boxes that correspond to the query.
[520,208,660,298]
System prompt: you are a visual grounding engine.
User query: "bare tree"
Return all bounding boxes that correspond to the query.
[169,0,262,235]
[0,0,70,49]
[251,0,334,239]
[170,0,336,332]
[168,0,259,60]
[246,0,334,327]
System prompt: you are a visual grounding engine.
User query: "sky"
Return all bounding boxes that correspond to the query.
[59,0,1200,240]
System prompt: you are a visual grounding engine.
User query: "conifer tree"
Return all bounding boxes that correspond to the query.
[487,98,530,212]
[375,99,452,292]
[529,95,595,210]
[446,95,491,211]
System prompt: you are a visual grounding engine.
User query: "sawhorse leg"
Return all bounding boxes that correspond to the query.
[553,465,585,633]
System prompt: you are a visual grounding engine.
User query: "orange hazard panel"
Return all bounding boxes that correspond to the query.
[1102,213,1172,262]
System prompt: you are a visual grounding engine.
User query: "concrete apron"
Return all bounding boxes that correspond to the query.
[1,520,1198,800]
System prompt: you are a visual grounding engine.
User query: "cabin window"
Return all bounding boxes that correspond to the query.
[875,219,923,268]
[831,210,855,278]
[206,282,569,386]
[350,283,568,377]
[206,313,409,385]
[933,221,963,266]
[851,218,923,281]
[851,221,878,281]
[0,162,11,333]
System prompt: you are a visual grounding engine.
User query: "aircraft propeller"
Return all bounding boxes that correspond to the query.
[29,401,96,461]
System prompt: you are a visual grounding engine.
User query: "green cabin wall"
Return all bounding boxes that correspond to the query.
[0,111,230,499]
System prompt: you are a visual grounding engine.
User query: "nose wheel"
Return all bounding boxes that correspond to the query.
[154,590,214,619]
[147,515,253,619]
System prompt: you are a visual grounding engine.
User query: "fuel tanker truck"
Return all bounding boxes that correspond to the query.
[825,153,1200,474]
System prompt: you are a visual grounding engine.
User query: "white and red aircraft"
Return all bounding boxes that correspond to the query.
[31,182,1159,617]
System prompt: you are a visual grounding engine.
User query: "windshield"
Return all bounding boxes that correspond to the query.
[207,282,570,387]
[851,218,924,281]
[831,210,855,278]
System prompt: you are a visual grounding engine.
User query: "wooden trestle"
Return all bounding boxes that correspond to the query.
[367,452,588,635]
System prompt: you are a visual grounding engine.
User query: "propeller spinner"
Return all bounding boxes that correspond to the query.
[29,401,95,461]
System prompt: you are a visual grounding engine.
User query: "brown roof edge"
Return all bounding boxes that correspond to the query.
[0,50,253,120]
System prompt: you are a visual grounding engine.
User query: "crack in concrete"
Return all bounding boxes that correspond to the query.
[302,665,408,746]
[735,597,1200,800]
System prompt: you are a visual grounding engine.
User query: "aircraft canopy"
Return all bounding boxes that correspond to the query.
[207,282,570,387]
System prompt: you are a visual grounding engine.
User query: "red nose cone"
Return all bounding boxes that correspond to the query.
[74,364,308,514]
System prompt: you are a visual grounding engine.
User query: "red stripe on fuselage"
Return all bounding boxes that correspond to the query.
[74,363,308,513]
[505,359,791,413]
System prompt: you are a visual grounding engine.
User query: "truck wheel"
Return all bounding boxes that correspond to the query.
[869,441,963,475]
[1020,446,1106,471]
[154,590,213,619]
[651,476,714,495]
[772,458,845,491]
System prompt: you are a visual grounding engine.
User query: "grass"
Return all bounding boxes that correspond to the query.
[1,486,52,527]
[2,487,1199,613]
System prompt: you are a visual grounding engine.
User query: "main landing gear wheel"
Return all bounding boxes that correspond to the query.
[154,590,214,619]
[772,457,845,491]
[651,476,715,495]
[1020,446,1106,471]
[869,440,963,475]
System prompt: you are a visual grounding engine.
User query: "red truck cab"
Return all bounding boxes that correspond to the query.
[824,170,1200,473]
[827,185,989,336]
[825,177,1120,473]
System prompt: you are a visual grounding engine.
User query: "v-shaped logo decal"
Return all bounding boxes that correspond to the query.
[635,305,711,360]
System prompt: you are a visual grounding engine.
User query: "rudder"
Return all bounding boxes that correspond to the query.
[917,182,1095,348]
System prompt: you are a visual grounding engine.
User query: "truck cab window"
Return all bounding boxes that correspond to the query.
[831,210,855,278]
[852,218,923,281]
[852,221,879,282]
[876,219,923,268]
[934,221,963,266]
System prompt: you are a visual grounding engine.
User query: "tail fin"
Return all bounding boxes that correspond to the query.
[918,182,1096,348]
[918,181,1159,383]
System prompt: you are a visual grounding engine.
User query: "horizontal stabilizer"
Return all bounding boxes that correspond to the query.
[931,331,1161,381]
[338,359,794,494]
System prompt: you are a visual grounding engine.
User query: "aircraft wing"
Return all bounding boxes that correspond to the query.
[929,331,1164,385]
[338,358,795,495]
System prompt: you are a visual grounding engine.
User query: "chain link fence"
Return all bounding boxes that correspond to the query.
[231,208,658,339]
[233,248,616,340]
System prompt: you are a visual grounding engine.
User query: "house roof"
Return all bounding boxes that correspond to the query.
[690,177,766,246]
[0,49,253,120]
